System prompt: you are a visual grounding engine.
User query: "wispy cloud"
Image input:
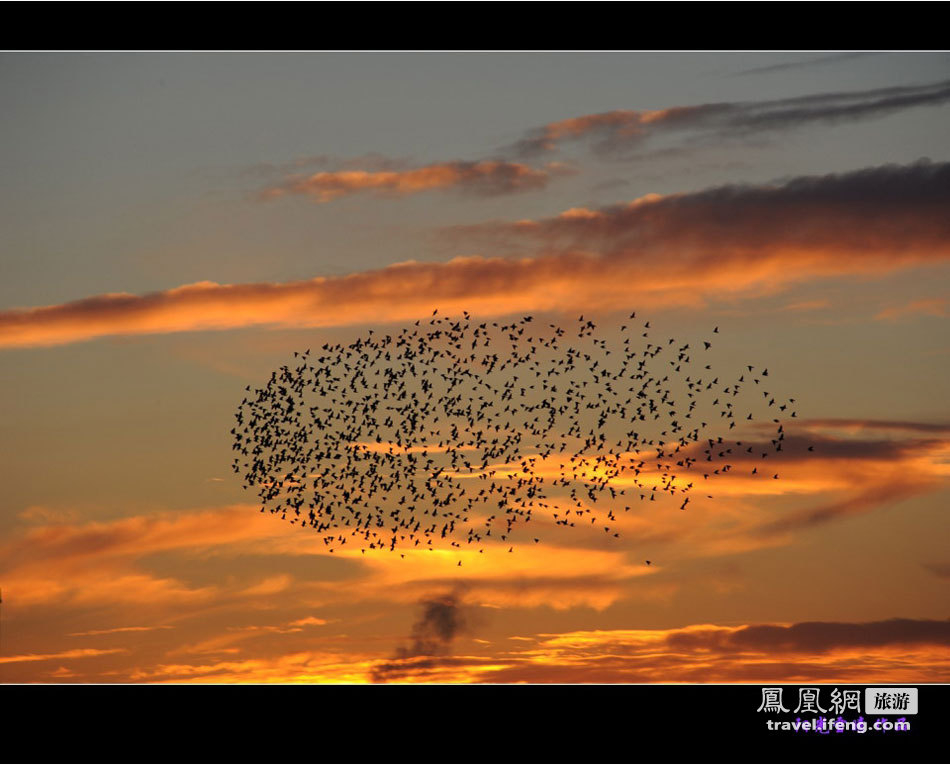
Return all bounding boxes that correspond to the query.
[734,53,871,77]
[665,617,950,653]
[126,652,379,684]
[106,617,950,683]
[260,159,567,203]
[2,160,947,349]
[507,78,950,157]
[875,297,948,321]
[0,648,127,665]
[0,504,293,607]
[69,625,174,637]
[797,419,950,435]
[6,417,945,624]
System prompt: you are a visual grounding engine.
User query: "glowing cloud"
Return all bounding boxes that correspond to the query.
[1,160,947,349]
[262,160,557,202]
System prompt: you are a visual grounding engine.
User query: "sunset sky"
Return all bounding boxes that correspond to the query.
[1,51,948,684]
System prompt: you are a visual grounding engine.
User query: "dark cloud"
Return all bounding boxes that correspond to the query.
[508,78,950,157]
[370,590,472,683]
[406,617,950,683]
[667,618,950,654]
[734,53,872,77]
[734,79,950,134]
[756,481,933,537]
[450,159,950,265]
[591,178,632,192]
[741,429,950,464]
[756,480,936,537]
[648,422,950,538]
[802,419,950,434]
[680,431,929,465]
[924,563,950,580]
[4,160,949,349]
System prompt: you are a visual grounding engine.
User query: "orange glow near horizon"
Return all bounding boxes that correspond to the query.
[3,58,949,686]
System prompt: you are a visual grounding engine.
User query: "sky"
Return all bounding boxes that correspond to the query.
[1,51,949,684]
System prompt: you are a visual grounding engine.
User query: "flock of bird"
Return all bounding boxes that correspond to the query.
[232,310,807,559]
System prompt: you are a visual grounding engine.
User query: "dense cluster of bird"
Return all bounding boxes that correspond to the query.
[232,310,805,557]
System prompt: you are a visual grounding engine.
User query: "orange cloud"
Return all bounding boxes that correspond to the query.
[69,625,174,637]
[127,651,380,684]
[336,544,660,611]
[159,615,332,660]
[240,574,294,596]
[421,420,950,552]
[472,623,950,684]
[97,617,950,684]
[0,504,302,607]
[4,505,286,567]
[6,413,947,685]
[262,160,557,202]
[511,106,712,155]
[0,500,656,615]
[0,648,127,665]
[1,160,946,349]
[268,422,949,602]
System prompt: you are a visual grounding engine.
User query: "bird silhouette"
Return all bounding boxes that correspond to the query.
[231,311,808,555]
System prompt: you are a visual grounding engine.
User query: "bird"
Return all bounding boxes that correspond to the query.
[231,309,804,557]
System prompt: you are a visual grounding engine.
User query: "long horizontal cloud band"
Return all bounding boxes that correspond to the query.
[262,160,564,202]
[665,618,950,653]
[511,78,950,156]
[2,160,948,349]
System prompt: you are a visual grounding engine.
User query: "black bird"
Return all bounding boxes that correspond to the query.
[231,309,807,556]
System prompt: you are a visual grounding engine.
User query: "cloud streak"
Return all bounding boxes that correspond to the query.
[876,297,948,321]
[94,617,950,683]
[0,648,127,665]
[508,78,950,157]
[69,625,174,637]
[0,504,296,607]
[734,53,872,77]
[666,617,950,653]
[261,160,563,202]
[2,160,948,349]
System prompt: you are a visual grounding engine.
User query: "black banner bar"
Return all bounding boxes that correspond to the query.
[6,682,947,763]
